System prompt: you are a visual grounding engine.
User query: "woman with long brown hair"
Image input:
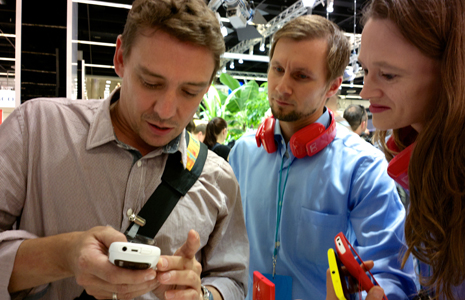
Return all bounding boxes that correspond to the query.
[327,0,465,299]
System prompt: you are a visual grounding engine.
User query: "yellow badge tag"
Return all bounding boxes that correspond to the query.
[186,132,200,171]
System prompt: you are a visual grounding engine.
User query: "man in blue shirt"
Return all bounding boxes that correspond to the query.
[229,15,417,300]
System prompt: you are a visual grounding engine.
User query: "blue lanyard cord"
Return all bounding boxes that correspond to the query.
[272,154,291,277]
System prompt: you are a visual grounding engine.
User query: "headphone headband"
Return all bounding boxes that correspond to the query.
[255,109,337,158]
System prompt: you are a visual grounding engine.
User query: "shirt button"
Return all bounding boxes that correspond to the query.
[126,208,133,217]
[137,161,142,167]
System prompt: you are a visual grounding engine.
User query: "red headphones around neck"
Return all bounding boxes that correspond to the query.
[255,109,337,159]
[386,136,415,190]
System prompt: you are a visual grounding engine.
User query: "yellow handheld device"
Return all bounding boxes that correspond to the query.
[328,248,347,300]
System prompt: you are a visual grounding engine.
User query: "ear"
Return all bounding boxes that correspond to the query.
[114,35,125,78]
[325,76,343,98]
[361,120,367,130]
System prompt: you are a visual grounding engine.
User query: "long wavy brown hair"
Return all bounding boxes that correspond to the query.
[363,0,465,298]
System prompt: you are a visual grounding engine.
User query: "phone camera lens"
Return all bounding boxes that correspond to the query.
[122,247,127,252]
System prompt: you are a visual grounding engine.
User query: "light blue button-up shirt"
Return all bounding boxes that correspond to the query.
[230,108,417,300]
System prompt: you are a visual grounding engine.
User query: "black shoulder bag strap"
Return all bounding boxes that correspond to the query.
[132,132,208,238]
[76,133,207,300]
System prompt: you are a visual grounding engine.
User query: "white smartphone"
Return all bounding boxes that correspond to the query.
[109,242,161,270]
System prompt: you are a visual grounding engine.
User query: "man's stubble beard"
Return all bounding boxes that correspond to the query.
[270,101,317,122]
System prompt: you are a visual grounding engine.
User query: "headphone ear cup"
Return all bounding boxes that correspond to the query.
[255,117,277,153]
[387,138,415,190]
[290,124,325,158]
[386,136,399,152]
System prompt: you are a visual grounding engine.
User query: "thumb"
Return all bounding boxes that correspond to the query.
[325,268,338,300]
[93,226,127,249]
[367,286,385,300]
[174,229,200,259]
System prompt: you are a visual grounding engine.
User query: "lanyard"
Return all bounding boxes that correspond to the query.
[272,154,291,278]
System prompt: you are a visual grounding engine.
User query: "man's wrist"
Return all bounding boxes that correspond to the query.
[201,285,214,300]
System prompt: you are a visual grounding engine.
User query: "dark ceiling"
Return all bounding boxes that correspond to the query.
[0,0,367,101]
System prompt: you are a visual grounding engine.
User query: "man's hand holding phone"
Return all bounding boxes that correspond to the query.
[69,226,158,299]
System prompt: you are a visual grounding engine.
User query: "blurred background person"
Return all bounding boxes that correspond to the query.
[204,117,230,161]
[343,104,368,136]
[193,123,207,142]
[186,119,196,134]
[344,104,373,144]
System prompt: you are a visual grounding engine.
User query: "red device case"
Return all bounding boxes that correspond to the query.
[253,271,275,300]
[334,233,374,292]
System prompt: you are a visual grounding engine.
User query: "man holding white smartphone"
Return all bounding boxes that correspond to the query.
[0,0,248,299]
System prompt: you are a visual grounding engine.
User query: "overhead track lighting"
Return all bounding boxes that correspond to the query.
[222,52,269,62]
[221,26,229,37]
[72,0,132,9]
[326,0,334,13]
[259,38,266,52]
[302,0,316,7]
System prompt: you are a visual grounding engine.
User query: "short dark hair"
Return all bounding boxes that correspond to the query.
[121,0,225,82]
[193,123,206,135]
[186,120,195,133]
[343,104,367,131]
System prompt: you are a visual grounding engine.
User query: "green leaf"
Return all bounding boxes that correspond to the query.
[219,73,241,91]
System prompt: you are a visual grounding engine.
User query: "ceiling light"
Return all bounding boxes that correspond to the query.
[73,40,116,47]
[222,52,269,62]
[221,26,228,37]
[345,95,362,99]
[72,0,132,9]
[341,83,363,88]
[326,0,334,13]
[302,0,316,7]
[230,61,235,69]
[85,64,115,69]
[238,59,244,64]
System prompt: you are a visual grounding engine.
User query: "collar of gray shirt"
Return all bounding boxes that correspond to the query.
[85,87,188,168]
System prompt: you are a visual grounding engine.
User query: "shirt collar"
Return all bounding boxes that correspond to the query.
[86,87,187,168]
